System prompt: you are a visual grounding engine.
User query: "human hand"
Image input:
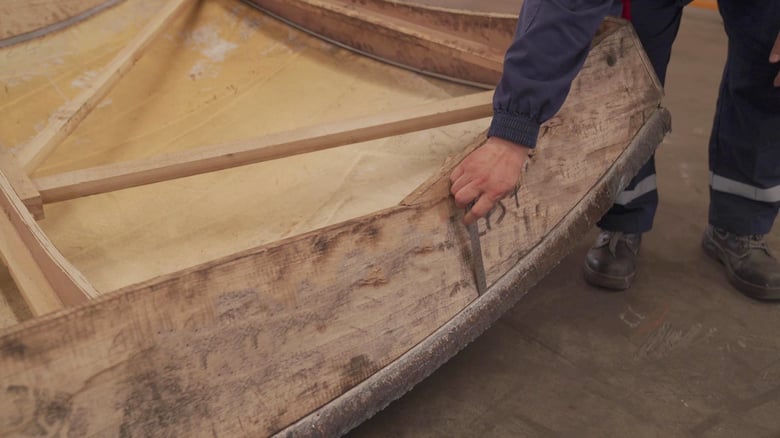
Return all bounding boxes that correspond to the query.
[772,31,780,87]
[450,136,530,225]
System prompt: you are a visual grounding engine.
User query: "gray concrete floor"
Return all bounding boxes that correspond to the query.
[349,6,780,438]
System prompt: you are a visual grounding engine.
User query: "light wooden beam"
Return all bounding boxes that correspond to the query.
[0,169,98,316]
[0,148,44,219]
[0,203,63,316]
[33,90,494,204]
[14,0,195,173]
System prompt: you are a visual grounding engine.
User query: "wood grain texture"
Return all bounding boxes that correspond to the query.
[13,0,196,172]
[0,20,662,437]
[32,90,493,204]
[3,0,481,300]
[283,108,671,438]
[0,199,63,316]
[246,0,517,86]
[0,168,95,314]
[0,149,43,220]
[0,0,122,47]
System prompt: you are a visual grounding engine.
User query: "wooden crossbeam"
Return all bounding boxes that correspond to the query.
[33,90,494,204]
[14,0,195,172]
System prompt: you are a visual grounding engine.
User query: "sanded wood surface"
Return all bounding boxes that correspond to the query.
[0,0,485,305]
[33,90,493,204]
[0,0,123,46]
[0,149,43,220]
[0,180,64,315]
[0,167,96,314]
[0,19,662,436]
[14,0,196,172]
[247,0,517,86]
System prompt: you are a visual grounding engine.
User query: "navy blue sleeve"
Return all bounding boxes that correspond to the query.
[488,0,616,148]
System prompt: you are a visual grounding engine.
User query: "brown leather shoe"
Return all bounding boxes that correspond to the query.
[702,225,780,300]
[583,231,642,290]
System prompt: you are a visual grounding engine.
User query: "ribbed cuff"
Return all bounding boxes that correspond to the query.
[488,110,541,149]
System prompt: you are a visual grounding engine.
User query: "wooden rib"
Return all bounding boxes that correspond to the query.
[0,204,63,316]
[0,149,44,220]
[32,90,494,204]
[14,0,194,172]
[0,22,665,436]
[0,168,96,314]
[247,0,515,86]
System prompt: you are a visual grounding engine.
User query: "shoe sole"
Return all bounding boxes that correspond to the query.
[583,263,634,291]
[701,232,780,301]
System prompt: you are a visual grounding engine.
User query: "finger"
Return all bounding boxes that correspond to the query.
[464,194,495,225]
[450,172,473,196]
[773,32,780,87]
[453,181,481,209]
[449,163,465,184]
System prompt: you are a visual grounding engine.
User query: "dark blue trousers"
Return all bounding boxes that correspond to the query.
[598,0,780,236]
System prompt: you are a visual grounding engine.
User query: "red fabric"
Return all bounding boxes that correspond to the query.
[621,0,631,20]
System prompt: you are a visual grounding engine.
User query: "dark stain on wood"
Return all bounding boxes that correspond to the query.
[357,266,389,287]
[215,288,260,323]
[341,354,377,390]
[118,360,210,438]
[413,243,436,254]
[366,224,380,240]
[450,280,471,297]
[5,386,79,437]
[313,235,331,255]
[0,338,26,358]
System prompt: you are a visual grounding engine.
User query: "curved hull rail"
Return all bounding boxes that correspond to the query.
[244,0,518,87]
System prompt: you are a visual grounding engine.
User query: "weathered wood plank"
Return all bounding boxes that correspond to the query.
[14,0,196,172]
[0,21,662,437]
[32,91,493,204]
[476,25,663,286]
[279,108,672,438]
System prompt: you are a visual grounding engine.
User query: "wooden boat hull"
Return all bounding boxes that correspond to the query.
[0,2,668,436]
[282,108,670,437]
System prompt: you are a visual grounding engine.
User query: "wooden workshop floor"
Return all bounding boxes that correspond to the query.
[350,5,780,438]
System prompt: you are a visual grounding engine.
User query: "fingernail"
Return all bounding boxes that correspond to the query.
[771,54,780,63]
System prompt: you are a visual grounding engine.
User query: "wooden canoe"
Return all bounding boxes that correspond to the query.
[0,0,669,436]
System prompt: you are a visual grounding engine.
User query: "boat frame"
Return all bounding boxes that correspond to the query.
[0,2,669,436]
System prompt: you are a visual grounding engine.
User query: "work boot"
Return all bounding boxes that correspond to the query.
[583,231,641,290]
[702,225,780,300]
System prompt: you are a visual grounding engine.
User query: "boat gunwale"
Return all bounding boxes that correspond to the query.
[275,107,672,438]
[243,0,518,87]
